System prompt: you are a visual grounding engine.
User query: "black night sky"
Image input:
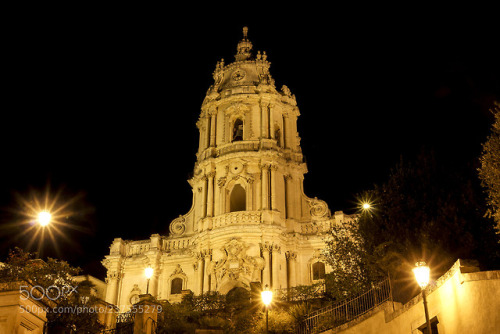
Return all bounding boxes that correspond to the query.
[1,9,498,280]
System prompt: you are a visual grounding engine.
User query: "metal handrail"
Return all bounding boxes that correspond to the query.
[297,277,392,334]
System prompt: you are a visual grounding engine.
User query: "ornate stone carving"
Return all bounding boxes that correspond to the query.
[281,85,292,97]
[211,239,264,288]
[105,271,122,283]
[169,215,186,236]
[170,264,185,277]
[128,284,141,305]
[202,249,212,258]
[260,242,280,253]
[217,177,227,188]
[285,251,297,261]
[308,197,330,219]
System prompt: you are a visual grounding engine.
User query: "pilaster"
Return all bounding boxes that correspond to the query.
[271,244,281,290]
[286,251,297,288]
[261,164,270,210]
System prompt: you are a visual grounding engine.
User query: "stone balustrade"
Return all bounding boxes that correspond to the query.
[216,141,260,156]
[126,241,151,256]
[162,237,192,251]
[198,211,262,231]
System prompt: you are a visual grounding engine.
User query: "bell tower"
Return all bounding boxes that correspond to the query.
[187,27,311,231]
[103,28,351,307]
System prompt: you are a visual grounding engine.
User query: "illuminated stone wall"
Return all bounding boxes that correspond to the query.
[0,282,49,334]
[321,259,500,334]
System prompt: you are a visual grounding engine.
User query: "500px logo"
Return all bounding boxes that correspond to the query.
[19,285,78,301]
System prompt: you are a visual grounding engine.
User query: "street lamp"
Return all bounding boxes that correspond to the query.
[37,210,52,227]
[261,284,273,334]
[413,261,432,334]
[144,267,154,295]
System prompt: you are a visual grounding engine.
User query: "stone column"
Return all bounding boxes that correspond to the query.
[261,244,271,288]
[254,173,261,211]
[261,103,269,139]
[197,255,204,295]
[284,174,291,219]
[104,272,120,305]
[149,268,159,298]
[269,106,274,140]
[270,165,278,211]
[207,172,215,217]
[197,120,204,154]
[282,115,287,148]
[271,246,281,290]
[291,114,298,150]
[286,251,297,288]
[261,165,269,210]
[205,116,211,150]
[209,113,216,147]
[201,175,208,218]
[203,250,212,293]
[214,179,222,216]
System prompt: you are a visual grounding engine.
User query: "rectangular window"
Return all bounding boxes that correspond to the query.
[312,262,326,280]
[418,317,439,334]
[171,278,183,295]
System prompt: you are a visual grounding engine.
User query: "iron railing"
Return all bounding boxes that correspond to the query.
[116,311,135,324]
[297,277,393,334]
[101,311,135,334]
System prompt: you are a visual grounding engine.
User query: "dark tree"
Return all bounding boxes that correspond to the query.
[325,149,500,302]
[479,101,500,233]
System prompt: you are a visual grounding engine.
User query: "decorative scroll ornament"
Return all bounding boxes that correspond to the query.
[169,215,186,236]
[309,197,331,219]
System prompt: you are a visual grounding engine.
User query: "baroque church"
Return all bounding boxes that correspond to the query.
[102,27,354,310]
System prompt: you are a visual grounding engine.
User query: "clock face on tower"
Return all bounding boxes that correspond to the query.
[232,69,246,81]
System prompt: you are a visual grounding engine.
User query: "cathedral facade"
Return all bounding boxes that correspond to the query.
[102,27,353,310]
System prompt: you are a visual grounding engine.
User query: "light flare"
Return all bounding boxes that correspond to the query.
[2,186,88,257]
[37,211,52,226]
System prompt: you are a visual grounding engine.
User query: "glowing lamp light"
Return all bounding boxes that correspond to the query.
[413,261,430,289]
[262,284,273,334]
[362,203,371,210]
[144,267,154,279]
[261,288,273,306]
[37,211,52,227]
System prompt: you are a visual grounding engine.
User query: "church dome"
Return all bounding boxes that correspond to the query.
[207,27,276,99]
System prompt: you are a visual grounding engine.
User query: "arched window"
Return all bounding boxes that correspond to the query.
[312,262,326,280]
[232,119,243,142]
[230,184,246,212]
[171,277,183,295]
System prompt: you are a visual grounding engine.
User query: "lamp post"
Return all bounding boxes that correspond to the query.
[145,267,154,295]
[413,261,432,334]
[261,284,273,334]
